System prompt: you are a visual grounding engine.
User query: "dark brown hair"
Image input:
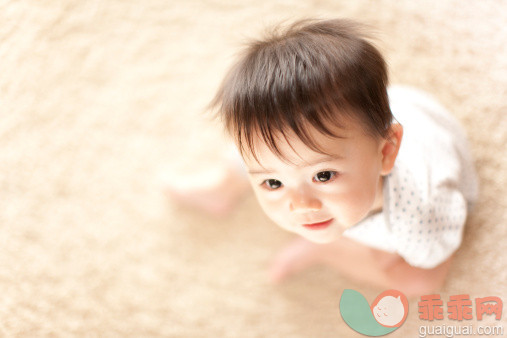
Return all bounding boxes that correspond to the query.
[210,18,392,161]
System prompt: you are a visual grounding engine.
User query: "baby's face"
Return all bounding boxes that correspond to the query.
[243,119,393,243]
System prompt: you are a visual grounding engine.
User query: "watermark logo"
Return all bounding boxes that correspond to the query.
[418,294,504,337]
[340,289,409,336]
[340,290,504,337]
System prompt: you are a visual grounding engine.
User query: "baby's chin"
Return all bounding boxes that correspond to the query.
[275,221,346,243]
[297,229,344,244]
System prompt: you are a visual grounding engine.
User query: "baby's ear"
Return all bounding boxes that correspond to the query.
[380,123,403,175]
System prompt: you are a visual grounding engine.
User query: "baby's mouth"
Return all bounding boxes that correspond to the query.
[302,218,334,230]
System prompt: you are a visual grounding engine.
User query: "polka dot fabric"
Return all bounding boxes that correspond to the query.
[343,86,478,269]
[385,165,467,268]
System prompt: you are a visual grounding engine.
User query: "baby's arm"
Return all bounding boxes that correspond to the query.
[270,236,452,298]
[370,248,453,297]
[322,237,453,298]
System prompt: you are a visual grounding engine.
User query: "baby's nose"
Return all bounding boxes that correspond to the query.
[289,189,322,213]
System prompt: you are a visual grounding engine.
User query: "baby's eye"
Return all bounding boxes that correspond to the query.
[313,171,338,183]
[261,179,283,190]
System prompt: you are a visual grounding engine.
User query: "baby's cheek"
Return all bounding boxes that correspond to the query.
[258,199,292,228]
[254,191,273,208]
[262,200,285,219]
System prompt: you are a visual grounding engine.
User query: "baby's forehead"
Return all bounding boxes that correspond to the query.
[241,133,348,169]
[243,119,366,156]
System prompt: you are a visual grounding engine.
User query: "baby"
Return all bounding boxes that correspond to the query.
[168,19,478,297]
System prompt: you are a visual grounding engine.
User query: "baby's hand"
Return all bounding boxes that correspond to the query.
[163,162,250,217]
[268,237,327,283]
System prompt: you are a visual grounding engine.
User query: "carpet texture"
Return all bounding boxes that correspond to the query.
[1,1,505,336]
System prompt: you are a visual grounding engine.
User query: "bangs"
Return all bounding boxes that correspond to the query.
[235,93,351,164]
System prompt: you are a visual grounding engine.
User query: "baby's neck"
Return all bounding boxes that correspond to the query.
[369,176,384,215]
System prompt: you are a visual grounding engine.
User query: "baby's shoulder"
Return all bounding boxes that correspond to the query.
[388,86,478,203]
[385,163,468,233]
[385,162,468,269]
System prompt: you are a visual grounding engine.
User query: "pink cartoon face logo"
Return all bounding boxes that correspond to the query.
[371,290,409,327]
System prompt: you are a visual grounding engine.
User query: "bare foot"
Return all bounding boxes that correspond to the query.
[164,162,251,217]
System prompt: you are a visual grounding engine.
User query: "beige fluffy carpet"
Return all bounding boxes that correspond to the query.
[1,1,505,336]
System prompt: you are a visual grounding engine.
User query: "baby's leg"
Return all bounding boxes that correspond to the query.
[164,146,251,216]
